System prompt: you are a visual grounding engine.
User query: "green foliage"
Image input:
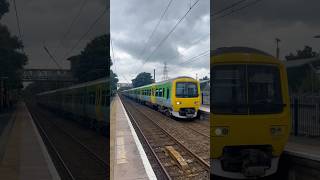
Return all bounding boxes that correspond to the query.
[132,72,153,88]
[285,46,319,61]
[0,5,27,91]
[110,70,118,95]
[68,34,118,96]
[0,0,9,19]
[68,34,109,83]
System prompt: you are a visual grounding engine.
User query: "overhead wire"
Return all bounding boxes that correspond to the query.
[212,0,247,16]
[213,0,264,20]
[141,0,201,67]
[138,0,174,60]
[54,0,88,55]
[62,6,108,60]
[12,0,24,52]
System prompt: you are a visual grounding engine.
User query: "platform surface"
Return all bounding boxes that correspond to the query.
[111,95,156,180]
[0,102,60,180]
[285,136,320,161]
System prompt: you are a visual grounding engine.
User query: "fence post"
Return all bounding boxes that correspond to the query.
[294,98,299,136]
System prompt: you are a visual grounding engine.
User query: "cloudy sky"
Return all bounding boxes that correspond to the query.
[213,0,320,60]
[111,0,210,83]
[2,0,107,69]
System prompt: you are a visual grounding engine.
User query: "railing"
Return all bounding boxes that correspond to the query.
[291,96,320,136]
[201,91,210,105]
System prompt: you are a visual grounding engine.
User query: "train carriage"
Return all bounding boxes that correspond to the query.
[123,76,201,119]
[210,47,291,179]
[36,78,109,135]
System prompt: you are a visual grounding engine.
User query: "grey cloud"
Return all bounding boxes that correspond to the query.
[2,0,107,69]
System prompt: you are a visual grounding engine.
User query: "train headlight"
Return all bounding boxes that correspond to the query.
[270,126,284,136]
[176,101,182,105]
[214,127,229,136]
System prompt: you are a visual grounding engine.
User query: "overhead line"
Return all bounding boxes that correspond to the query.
[212,0,247,16]
[138,0,174,60]
[12,0,24,52]
[214,0,264,20]
[62,7,108,60]
[141,0,201,67]
[178,50,209,65]
[43,45,63,70]
[54,0,88,54]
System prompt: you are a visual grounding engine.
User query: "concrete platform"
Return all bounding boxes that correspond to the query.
[285,136,320,161]
[110,95,156,180]
[200,105,210,113]
[0,102,60,180]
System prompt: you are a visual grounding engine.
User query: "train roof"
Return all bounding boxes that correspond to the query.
[37,77,108,96]
[212,47,273,57]
[123,76,197,92]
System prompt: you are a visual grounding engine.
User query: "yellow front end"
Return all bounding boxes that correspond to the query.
[171,78,201,118]
[211,49,291,179]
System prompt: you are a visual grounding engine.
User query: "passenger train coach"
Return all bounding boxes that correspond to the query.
[211,47,290,179]
[122,76,201,119]
[36,78,109,135]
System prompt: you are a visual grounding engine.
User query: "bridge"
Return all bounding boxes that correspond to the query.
[22,69,75,82]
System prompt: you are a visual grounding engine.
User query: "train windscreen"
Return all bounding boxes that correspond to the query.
[176,82,198,98]
[212,64,283,114]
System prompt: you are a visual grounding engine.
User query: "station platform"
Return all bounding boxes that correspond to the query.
[200,104,210,113]
[110,95,157,180]
[285,136,320,161]
[0,102,60,180]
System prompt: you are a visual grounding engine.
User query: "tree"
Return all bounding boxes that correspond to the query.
[200,76,209,80]
[285,46,318,61]
[68,34,109,82]
[0,0,9,19]
[132,72,153,88]
[0,0,27,91]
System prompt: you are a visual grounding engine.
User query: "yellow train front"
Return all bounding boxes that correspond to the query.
[210,47,290,179]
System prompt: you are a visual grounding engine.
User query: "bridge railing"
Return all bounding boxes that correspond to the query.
[291,96,320,136]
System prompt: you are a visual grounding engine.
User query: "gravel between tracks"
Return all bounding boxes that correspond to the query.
[121,96,210,180]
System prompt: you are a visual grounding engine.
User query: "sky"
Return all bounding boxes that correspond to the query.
[111,0,210,83]
[212,0,320,60]
[2,0,107,70]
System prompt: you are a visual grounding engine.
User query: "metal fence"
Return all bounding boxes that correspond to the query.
[201,91,210,105]
[291,96,320,136]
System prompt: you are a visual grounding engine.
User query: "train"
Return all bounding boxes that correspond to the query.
[36,78,109,135]
[122,76,201,119]
[210,47,290,179]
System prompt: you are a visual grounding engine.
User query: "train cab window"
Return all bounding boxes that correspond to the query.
[248,65,283,114]
[212,65,247,114]
[212,65,283,114]
[176,82,198,98]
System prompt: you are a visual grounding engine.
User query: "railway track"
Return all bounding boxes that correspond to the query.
[120,96,210,179]
[27,103,109,180]
[122,96,210,163]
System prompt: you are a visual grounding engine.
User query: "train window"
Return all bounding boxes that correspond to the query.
[212,65,283,114]
[248,65,283,114]
[211,65,247,114]
[162,88,165,97]
[155,89,158,96]
[176,82,198,98]
[167,88,170,99]
[159,89,162,97]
